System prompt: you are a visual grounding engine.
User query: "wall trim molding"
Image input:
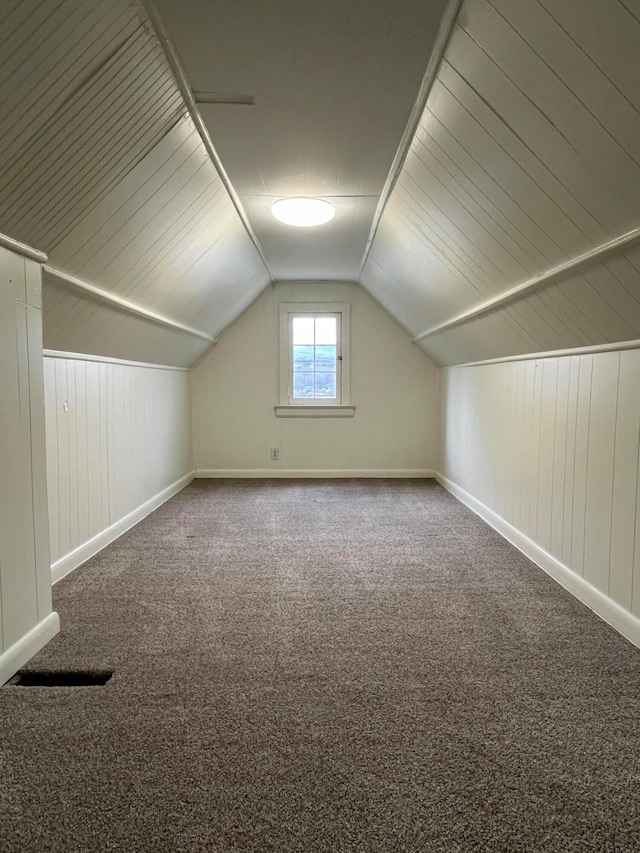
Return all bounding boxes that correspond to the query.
[0,231,48,263]
[51,471,195,585]
[0,612,60,686]
[435,472,640,650]
[43,265,215,344]
[43,349,190,372]
[447,338,640,368]
[274,406,356,418]
[196,468,435,479]
[413,225,640,343]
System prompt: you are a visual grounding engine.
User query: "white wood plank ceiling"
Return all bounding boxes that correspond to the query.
[362,0,640,365]
[151,0,449,281]
[0,0,270,367]
[1,0,639,367]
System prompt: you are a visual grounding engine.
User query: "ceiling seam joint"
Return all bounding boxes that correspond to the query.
[140,0,274,282]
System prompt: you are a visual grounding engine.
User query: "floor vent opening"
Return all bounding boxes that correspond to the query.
[7,670,113,687]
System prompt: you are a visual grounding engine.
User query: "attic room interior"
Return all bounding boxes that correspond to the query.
[1,0,640,849]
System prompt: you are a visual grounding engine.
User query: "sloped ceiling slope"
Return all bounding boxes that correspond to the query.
[151,0,449,281]
[0,0,269,367]
[361,0,640,366]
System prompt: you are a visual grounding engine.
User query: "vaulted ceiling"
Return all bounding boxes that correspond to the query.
[1,0,639,368]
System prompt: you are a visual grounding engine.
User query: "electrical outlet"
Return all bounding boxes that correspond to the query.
[270,448,280,460]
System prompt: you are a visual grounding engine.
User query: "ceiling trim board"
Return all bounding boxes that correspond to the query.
[451,338,640,369]
[43,265,215,343]
[0,231,48,263]
[141,0,273,280]
[193,91,255,105]
[413,224,640,343]
[357,0,464,280]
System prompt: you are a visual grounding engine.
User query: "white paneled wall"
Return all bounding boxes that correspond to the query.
[0,244,58,684]
[438,348,640,645]
[44,354,193,581]
[193,282,438,475]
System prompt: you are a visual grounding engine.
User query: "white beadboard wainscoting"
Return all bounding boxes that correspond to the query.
[437,348,640,648]
[0,242,59,684]
[44,352,194,583]
[192,281,438,477]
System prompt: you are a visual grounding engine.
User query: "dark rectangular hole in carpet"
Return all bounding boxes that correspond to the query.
[7,670,113,687]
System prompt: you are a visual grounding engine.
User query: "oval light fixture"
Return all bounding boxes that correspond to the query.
[271,197,335,227]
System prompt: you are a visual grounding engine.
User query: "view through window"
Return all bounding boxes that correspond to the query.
[292,315,338,399]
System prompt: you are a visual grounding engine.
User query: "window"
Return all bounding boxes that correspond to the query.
[277,302,353,417]
[291,313,339,401]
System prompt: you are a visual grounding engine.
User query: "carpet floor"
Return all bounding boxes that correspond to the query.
[1,479,639,852]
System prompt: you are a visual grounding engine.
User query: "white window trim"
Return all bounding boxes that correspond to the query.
[278,302,352,415]
[274,405,355,418]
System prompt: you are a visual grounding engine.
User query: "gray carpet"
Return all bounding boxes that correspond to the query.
[1,479,639,852]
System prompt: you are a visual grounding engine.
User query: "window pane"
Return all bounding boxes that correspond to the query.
[314,372,336,398]
[293,316,314,345]
[293,372,314,398]
[315,345,336,371]
[293,345,314,372]
[315,316,336,345]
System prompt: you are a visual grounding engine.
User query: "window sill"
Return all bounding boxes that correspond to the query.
[274,406,355,418]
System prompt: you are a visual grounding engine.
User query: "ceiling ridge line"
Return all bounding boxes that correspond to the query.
[140,0,274,281]
[43,264,216,343]
[412,224,640,343]
[357,0,465,281]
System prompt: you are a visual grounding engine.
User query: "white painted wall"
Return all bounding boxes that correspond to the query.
[438,348,640,646]
[192,281,438,475]
[44,353,193,582]
[0,244,58,684]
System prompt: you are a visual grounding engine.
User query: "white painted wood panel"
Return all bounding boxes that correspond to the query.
[44,354,193,569]
[0,1,269,367]
[438,345,640,640]
[363,0,640,367]
[0,244,55,680]
[192,282,438,474]
[153,0,450,280]
[550,358,570,559]
[561,357,580,569]
[42,279,212,369]
[583,353,619,591]
[2,298,38,648]
[571,355,593,577]
[610,351,640,611]
[536,359,557,553]
[459,0,639,232]
[25,302,51,622]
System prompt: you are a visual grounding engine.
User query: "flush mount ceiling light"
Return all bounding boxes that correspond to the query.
[271,197,335,227]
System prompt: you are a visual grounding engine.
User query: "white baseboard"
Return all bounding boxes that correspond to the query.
[195,468,435,479]
[0,611,60,686]
[51,471,195,584]
[435,472,640,650]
